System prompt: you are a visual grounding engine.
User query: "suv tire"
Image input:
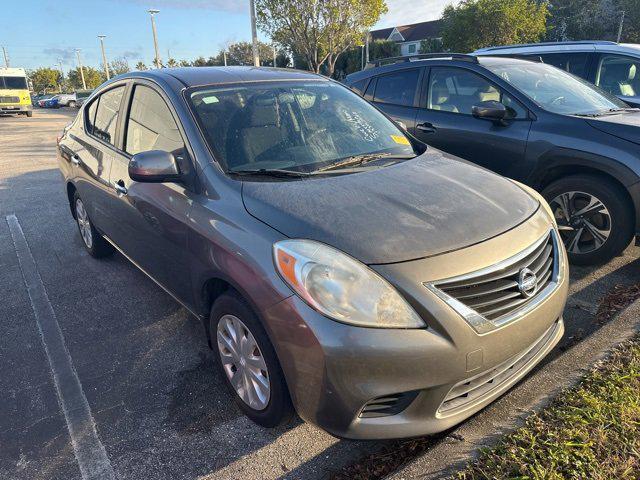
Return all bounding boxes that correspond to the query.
[542,174,634,265]
[73,192,115,258]
[68,100,76,108]
[210,291,293,427]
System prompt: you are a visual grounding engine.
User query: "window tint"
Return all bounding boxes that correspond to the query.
[85,99,99,135]
[1,76,28,90]
[539,53,589,78]
[349,79,367,95]
[364,78,376,100]
[125,85,184,155]
[373,69,420,106]
[93,86,125,145]
[427,67,525,117]
[596,54,640,97]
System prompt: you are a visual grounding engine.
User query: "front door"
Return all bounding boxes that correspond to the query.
[592,53,640,107]
[413,66,533,178]
[105,83,195,307]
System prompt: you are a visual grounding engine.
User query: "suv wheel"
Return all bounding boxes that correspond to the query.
[73,192,114,258]
[210,291,293,427]
[68,100,76,108]
[542,174,634,265]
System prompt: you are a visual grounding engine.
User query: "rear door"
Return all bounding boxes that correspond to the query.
[413,66,533,178]
[369,67,424,132]
[105,81,195,306]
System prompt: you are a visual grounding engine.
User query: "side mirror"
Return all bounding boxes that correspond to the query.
[128,150,181,183]
[472,100,510,124]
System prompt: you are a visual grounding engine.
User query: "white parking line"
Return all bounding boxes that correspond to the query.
[6,214,116,480]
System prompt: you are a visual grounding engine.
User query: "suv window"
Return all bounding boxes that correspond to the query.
[373,69,420,106]
[427,67,526,117]
[596,54,640,97]
[125,85,184,155]
[349,79,367,95]
[538,53,589,77]
[85,99,98,135]
[92,86,125,145]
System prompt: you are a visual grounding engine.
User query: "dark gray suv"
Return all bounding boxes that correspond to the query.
[57,67,567,439]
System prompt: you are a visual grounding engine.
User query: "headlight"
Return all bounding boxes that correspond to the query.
[273,240,425,328]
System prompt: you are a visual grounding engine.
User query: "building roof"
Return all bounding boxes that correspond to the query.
[370,20,442,43]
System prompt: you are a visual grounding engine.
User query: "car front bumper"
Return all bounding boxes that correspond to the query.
[0,104,31,113]
[262,208,568,440]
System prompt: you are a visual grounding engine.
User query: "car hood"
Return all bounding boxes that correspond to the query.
[586,111,640,145]
[242,150,539,264]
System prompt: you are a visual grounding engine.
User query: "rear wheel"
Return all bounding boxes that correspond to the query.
[210,291,293,427]
[543,174,634,265]
[25,111,33,117]
[68,101,76,108]
[73,192,114,258]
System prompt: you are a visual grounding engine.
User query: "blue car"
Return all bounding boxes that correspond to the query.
[42,96,60,108]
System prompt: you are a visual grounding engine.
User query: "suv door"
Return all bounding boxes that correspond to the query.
[593,53,640,107]
[413,66,533,178]
[369,67,423,132]
[106,82,195,306]
[72,84,126,232]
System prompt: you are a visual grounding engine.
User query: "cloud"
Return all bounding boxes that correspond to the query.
[121,0,246,13]
[43,47,76,63]
[376,0,460,28]
[121,48,143,60]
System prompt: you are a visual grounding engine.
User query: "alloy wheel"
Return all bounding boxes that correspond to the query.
[217,314,271,410]
[549,191,611,255]
[75,198,93,249]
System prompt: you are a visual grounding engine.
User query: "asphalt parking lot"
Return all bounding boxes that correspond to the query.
[2,108,640,480]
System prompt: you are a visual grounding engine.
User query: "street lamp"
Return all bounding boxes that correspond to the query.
[148,9,162,69]
[75,49,87,90]
[56,58,64,92]
[249,0,259,66]
[98,35,110,80]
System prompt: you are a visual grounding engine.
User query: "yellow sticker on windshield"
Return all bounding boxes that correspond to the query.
[391,135,410,145]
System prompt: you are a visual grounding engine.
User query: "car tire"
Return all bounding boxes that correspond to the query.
[26,111,33,117]
[542,174,634,265]
[210,291,293,428]
[72,192,114,258]
[68,101,76,108]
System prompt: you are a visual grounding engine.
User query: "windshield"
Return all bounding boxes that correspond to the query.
[1,76,28,90]
[484,61,627,115]
[188,81,415,173]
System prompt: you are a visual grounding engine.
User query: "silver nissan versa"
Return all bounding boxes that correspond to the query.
[57,67,568,440]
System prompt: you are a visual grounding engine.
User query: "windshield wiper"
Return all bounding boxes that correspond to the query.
[316,153,415,172]
[229,168,312,178]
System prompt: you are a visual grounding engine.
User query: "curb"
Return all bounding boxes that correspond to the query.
[386,297,640,480]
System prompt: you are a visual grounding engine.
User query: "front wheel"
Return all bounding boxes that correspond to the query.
[73,192,114,258]
[210,292,293,427]
[68,101,76,108]
[543,174,634,265]
[25,111,33,117]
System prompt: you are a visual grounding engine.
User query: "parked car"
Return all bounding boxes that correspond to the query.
[57,67,567,440]
[56,92,78,108]
[42,95,60,108]
[346,54,640,265]
[474,41,640,107]
[74,89,93,108]
[33,93,53,107]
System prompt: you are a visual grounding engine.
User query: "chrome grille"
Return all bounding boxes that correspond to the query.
[426,230,559,333]
[438,319,560,416]
[0,96,19,103]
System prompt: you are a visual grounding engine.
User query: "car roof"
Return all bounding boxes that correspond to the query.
[344,55,535,83]
[118,66,326,89]
[475,41,640,57]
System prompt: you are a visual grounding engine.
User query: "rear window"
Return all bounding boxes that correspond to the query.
[373,69,420,106]
[1,76,28,90]
[91,86,125,145]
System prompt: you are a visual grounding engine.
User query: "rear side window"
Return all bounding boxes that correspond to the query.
[349,79,367,95]
[373,69,420,106]
[125,85,184,155]
[93,86,125,145]
[364,78,376,100]
[596,54,640,97]
[85,99,98,135]
[539,53,589,78]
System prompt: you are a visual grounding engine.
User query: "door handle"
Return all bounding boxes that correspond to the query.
[71,154,80,165]
[114,181,128,197]
[416,122,437,133]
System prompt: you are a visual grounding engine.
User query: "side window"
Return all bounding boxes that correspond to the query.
[539,53,589,78]
[85,98,98,135]
[373,69,420,106]
[427,67,526,118]
[364,78,376,100]
[349,79,367,96]
[92,86,125,145]
[408,44,417,54]
[125,85,184,156]
[596,54,640,97]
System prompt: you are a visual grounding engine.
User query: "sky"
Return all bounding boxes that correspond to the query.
[4,0,458,71]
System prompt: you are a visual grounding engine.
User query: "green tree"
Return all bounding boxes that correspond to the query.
[67,66,103,90]
[333,39,399,78]
[419,38,444,53]
[225,41,275,65]
[166,58,179,68]
[135,61,148,71]
[28,67,61,93]
[256,0,387,76]
[441,0,548,52]
[109,58,130,76]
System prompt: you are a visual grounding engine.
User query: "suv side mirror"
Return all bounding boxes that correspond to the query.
[129,150,181,183]
[472,100,511,124]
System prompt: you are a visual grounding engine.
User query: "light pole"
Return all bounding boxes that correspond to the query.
[148,9,161,68]
[1,46,8,68]
[75,49,87,90]
[617,10,626,43]
[56,58,64,92]
[98,35,110,80]
[249,0,260,66]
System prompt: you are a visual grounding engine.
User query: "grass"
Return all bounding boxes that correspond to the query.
[456,337,640,480]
